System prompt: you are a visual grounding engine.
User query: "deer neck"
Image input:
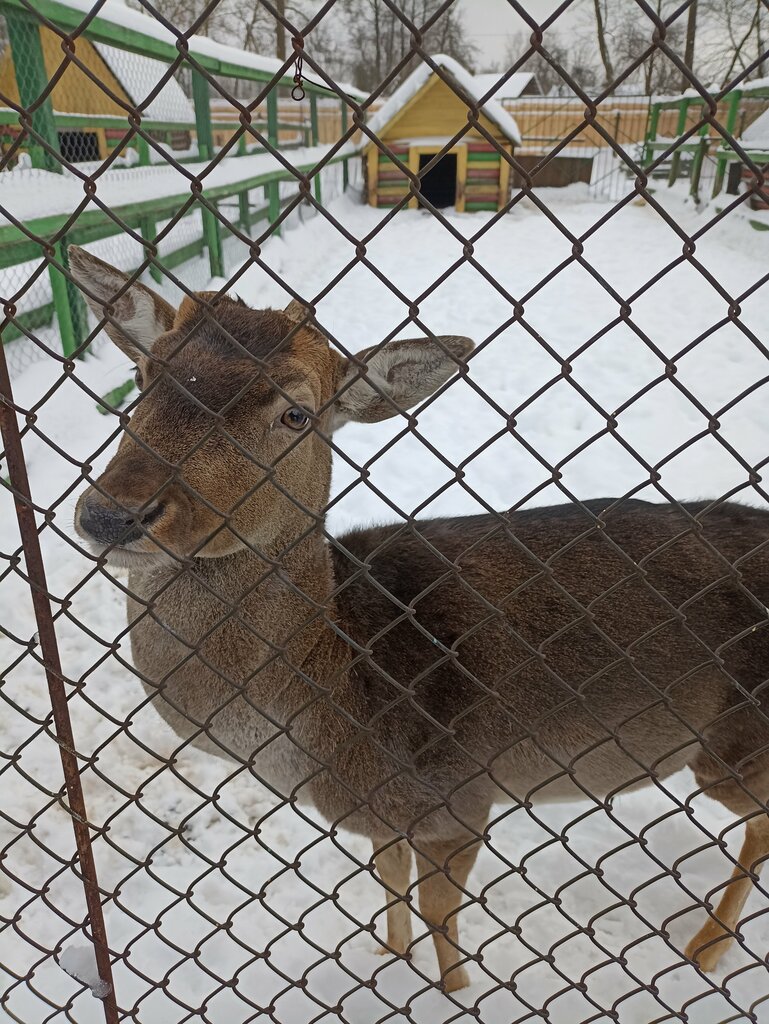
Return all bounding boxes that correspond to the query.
[131,516,342,659]
[123,518,368,799]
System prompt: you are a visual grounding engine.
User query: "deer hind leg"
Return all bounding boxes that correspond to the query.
[685,811,769,972]
[374,838,414,956]
[415,834,484,992]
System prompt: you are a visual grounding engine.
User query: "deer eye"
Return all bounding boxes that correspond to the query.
[134,367,144,390]
[280,407,310,430]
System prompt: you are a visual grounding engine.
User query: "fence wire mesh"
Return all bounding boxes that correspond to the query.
[3,2,769,1023]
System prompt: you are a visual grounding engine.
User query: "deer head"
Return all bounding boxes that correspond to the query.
[69,247,473,568]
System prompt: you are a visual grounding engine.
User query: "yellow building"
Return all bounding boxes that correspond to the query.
[364,55,521,212]
[0,25,193,161]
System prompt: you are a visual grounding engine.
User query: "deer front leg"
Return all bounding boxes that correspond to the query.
[686,813,769,972]
[374,838,414,956]
[415,835,482,992]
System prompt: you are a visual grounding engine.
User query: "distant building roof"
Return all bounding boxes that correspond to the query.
[742,106,769,148]
[367,54,522,146]
[474,72,542,100]
[94,42,194,123]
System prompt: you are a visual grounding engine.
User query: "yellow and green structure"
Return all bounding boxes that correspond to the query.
[363,54,521,213]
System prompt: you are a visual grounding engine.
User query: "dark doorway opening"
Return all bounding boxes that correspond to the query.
[418,152,457,208]
[58,131,100,163]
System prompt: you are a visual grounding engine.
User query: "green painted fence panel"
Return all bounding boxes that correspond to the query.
[4,10,60,172]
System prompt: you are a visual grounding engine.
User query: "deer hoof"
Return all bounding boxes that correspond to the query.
[685,926,733,973]
[441,964,470,992]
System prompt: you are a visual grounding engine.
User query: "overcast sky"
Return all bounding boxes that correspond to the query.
[456,0,582,70]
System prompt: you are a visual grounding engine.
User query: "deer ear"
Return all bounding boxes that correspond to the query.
[284,297,313,323]
[333,335,473,430]
[67,246,176,362]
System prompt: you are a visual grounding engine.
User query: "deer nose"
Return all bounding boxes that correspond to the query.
[78,499,165,546]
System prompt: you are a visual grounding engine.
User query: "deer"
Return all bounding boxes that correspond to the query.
[69,245,769,992]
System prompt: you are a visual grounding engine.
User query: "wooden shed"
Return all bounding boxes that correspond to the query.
[364,55,521,212]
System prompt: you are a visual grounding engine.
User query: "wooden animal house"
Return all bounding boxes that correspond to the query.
[364,55,521,212]
[0,23,193,163]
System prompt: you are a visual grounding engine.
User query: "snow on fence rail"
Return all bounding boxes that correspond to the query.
[0,142,359,360]
[3,3,769,1024]
[0,0,361,367]
[642,84,769,203]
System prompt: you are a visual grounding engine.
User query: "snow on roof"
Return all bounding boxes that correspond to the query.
[94,43,194,123]
[742,77,769,94]
[43,0,366,101]
[366,54,522,146]
[474,72,541,100]
[742,106,769,148]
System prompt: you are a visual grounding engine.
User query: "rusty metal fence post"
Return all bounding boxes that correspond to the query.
[0,343,118,1023]
[3,1,769,1021]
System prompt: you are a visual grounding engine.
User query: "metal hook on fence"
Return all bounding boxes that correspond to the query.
[291,33,305,101]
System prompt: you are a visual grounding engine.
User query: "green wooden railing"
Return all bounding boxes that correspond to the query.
[0,0,363,358]
[642,85,769,202]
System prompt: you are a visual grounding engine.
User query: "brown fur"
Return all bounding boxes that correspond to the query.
[70,249,769,989]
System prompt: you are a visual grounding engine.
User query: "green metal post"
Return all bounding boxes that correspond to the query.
[712,89,742,198]
[6,14,89,352]
[642,101,661,167]
[202,202,225,278]
[689,132,708,202]
[341,101,349,190]
[239,187,251,234]
[310,94,320,146]
[5,10,60,172]
[141,215,162,283]
[267,88,281,232]
[50,241,89,357]
[310,92,321,204]
[668,97,691,187]
[136,132,151,166]
[191,70,224,277]
[192,69,214,161]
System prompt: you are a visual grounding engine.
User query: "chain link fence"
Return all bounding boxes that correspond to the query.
[3,2,769,1023]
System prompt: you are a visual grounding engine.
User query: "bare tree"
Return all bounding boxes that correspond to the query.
[130,0,336,64]
[607,3,686,95]
[575,0,691,94]
[132,0,769,97]
[126,0,232,36]
[758,0,767,77]
[592,0,615,86]
[697,0,768,86]
[502,31,599,95]
[275,0,287,60]
[227,1,345,83]
[681,0,698,90]
[340,0,477,93]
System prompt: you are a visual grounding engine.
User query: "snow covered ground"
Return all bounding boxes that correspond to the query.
[2,185,769,1023]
